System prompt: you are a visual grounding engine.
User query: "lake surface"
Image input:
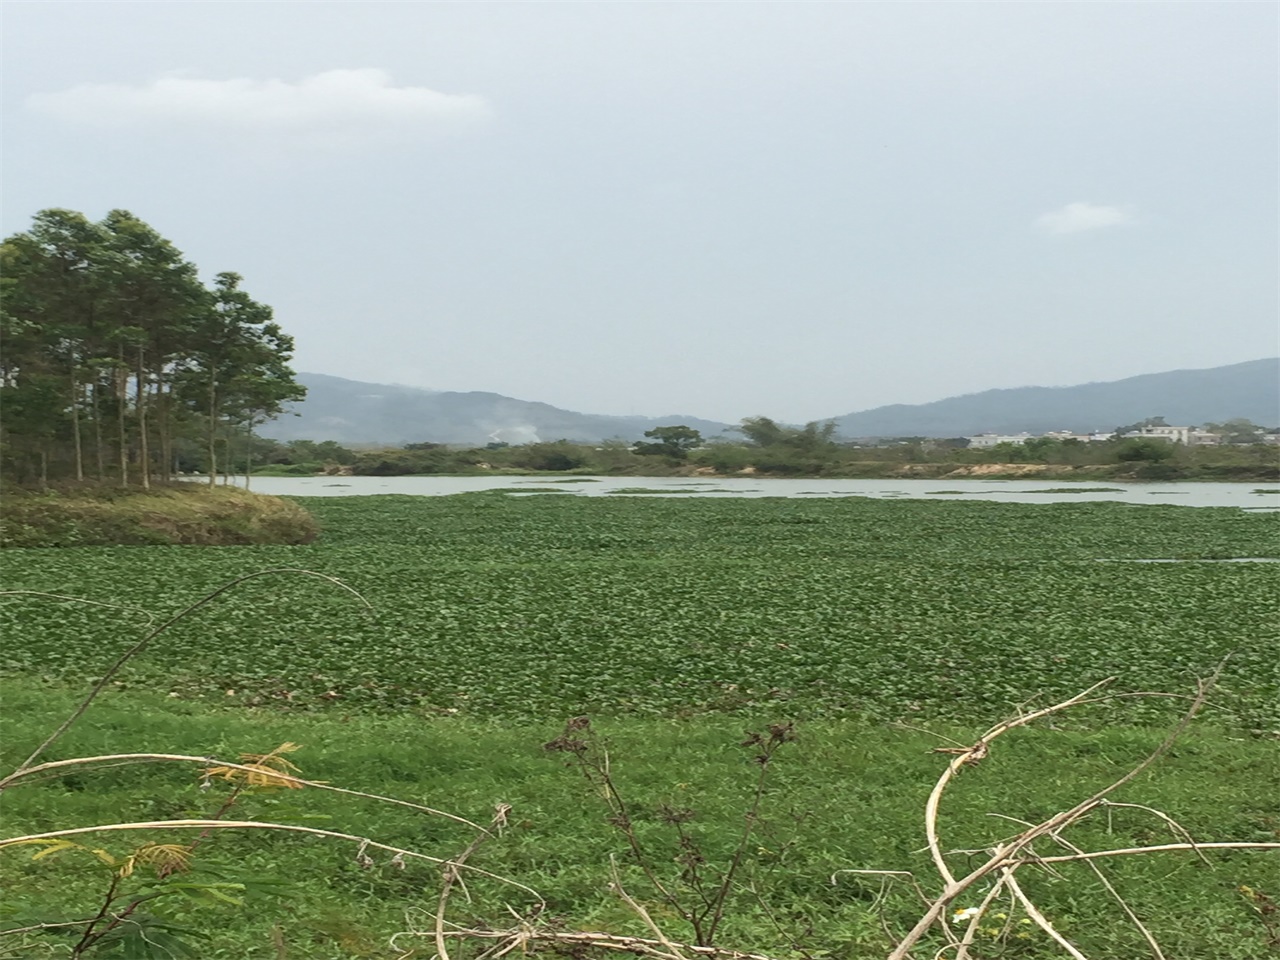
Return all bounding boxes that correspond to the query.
[221,475,1280,509]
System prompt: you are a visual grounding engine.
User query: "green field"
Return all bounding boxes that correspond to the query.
[1,494,1278,958]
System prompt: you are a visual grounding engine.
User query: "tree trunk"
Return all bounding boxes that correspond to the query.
[243,419,254,490]
[91,381,106,481]
[115,354,129,486]
[157,378,171,483]
[207,370,219,487]
[135,345,150,491]
[70,368,84,482]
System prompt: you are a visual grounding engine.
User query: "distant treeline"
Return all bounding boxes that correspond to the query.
[244,418,1280,482]
[1,209,303,489]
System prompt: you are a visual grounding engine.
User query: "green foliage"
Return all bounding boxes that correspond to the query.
[318,430,1279,482]
[1,210,303,488]
[1202,418,1268,445]
[1114,439,1177,463]
[1,496,1275,728]
[1,683,1277,958]
[633,425,703,460]
[1,498,1278,956]
[508,440,588,472]
[737,417,838,454]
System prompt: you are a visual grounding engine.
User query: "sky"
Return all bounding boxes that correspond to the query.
[3,1,1277,424]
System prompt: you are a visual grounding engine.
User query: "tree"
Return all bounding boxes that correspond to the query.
[1114,439,1176,463]
[177,272,304,486]
[511,441,586,472]
[737,416,787,447]
[1,210,303,489]
[633,425,703,460]
[1202,419,1265,445]
[737,417,837,453]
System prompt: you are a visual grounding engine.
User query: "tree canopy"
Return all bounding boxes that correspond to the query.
[1,209,304,487]
[632,425,703,460]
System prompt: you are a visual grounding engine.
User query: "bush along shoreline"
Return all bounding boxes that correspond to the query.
[235,433,1280,483]
[0,483,319,547]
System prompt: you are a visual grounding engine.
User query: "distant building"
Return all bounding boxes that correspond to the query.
[966,433,1035,448]
[1040,430,1112,443]
[965,426,1234,447]
[1120,425,1220,445]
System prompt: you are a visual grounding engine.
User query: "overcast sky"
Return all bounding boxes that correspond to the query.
[4,2,1276,423]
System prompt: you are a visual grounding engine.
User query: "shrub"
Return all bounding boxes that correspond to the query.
[0,484,318,547]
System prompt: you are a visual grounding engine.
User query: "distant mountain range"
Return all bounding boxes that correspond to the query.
[831,359,1278,438]
[259,360,1279,446]
[259,373,732,445]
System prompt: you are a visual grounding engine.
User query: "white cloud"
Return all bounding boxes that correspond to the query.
[1035,202,1135,235]
[26,69,490,136]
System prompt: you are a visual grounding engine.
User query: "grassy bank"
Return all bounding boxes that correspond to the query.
[0,484,319,547]
[2,683,1277,959]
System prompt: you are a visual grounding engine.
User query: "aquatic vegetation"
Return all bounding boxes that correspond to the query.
[2,494,1276,728]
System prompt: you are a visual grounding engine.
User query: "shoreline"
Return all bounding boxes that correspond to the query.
[251,462,1279,484]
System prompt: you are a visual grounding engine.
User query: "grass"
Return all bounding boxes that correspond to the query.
[1,494,1278,957]
[0,484,319,547]
[1,683,1277,959]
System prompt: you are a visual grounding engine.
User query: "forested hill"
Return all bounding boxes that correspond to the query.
[259,373,732,445]
[831,359,1279,438]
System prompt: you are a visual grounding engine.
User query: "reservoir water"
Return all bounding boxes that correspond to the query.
[218,475,1279,509]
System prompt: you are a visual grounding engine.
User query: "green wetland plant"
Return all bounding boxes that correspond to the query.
[2,572,1278,958]
[3,495,1278,727]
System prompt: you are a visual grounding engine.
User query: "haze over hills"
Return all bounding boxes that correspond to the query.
[261,360,1279,446]
[260,373,733,446]
[831,359,1279,438]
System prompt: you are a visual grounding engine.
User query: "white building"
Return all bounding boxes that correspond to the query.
[966,433,1035,448]
[1120,425,1217,445]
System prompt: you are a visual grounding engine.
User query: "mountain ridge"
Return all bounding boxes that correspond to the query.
[260,373,733,445]
[260,360,1279,445]
[832,359,1278,437]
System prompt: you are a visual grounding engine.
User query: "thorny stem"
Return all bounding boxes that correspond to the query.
[75,890,170,958]
[558,729,691,927]
[705,731,789,944]
[158,780,247,879]
[70,873,122,958]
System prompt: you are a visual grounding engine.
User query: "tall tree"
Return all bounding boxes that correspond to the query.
[1,210,304,489]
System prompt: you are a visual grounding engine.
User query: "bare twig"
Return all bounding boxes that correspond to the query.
[610,856,694,960]
[998,870,1086,959]
[2,568,372,783]
[1044,832,1165,960]
[0,820,543,906]
[434,804,511,960]
[0,753,488,833]
[1032,841,1280,863]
